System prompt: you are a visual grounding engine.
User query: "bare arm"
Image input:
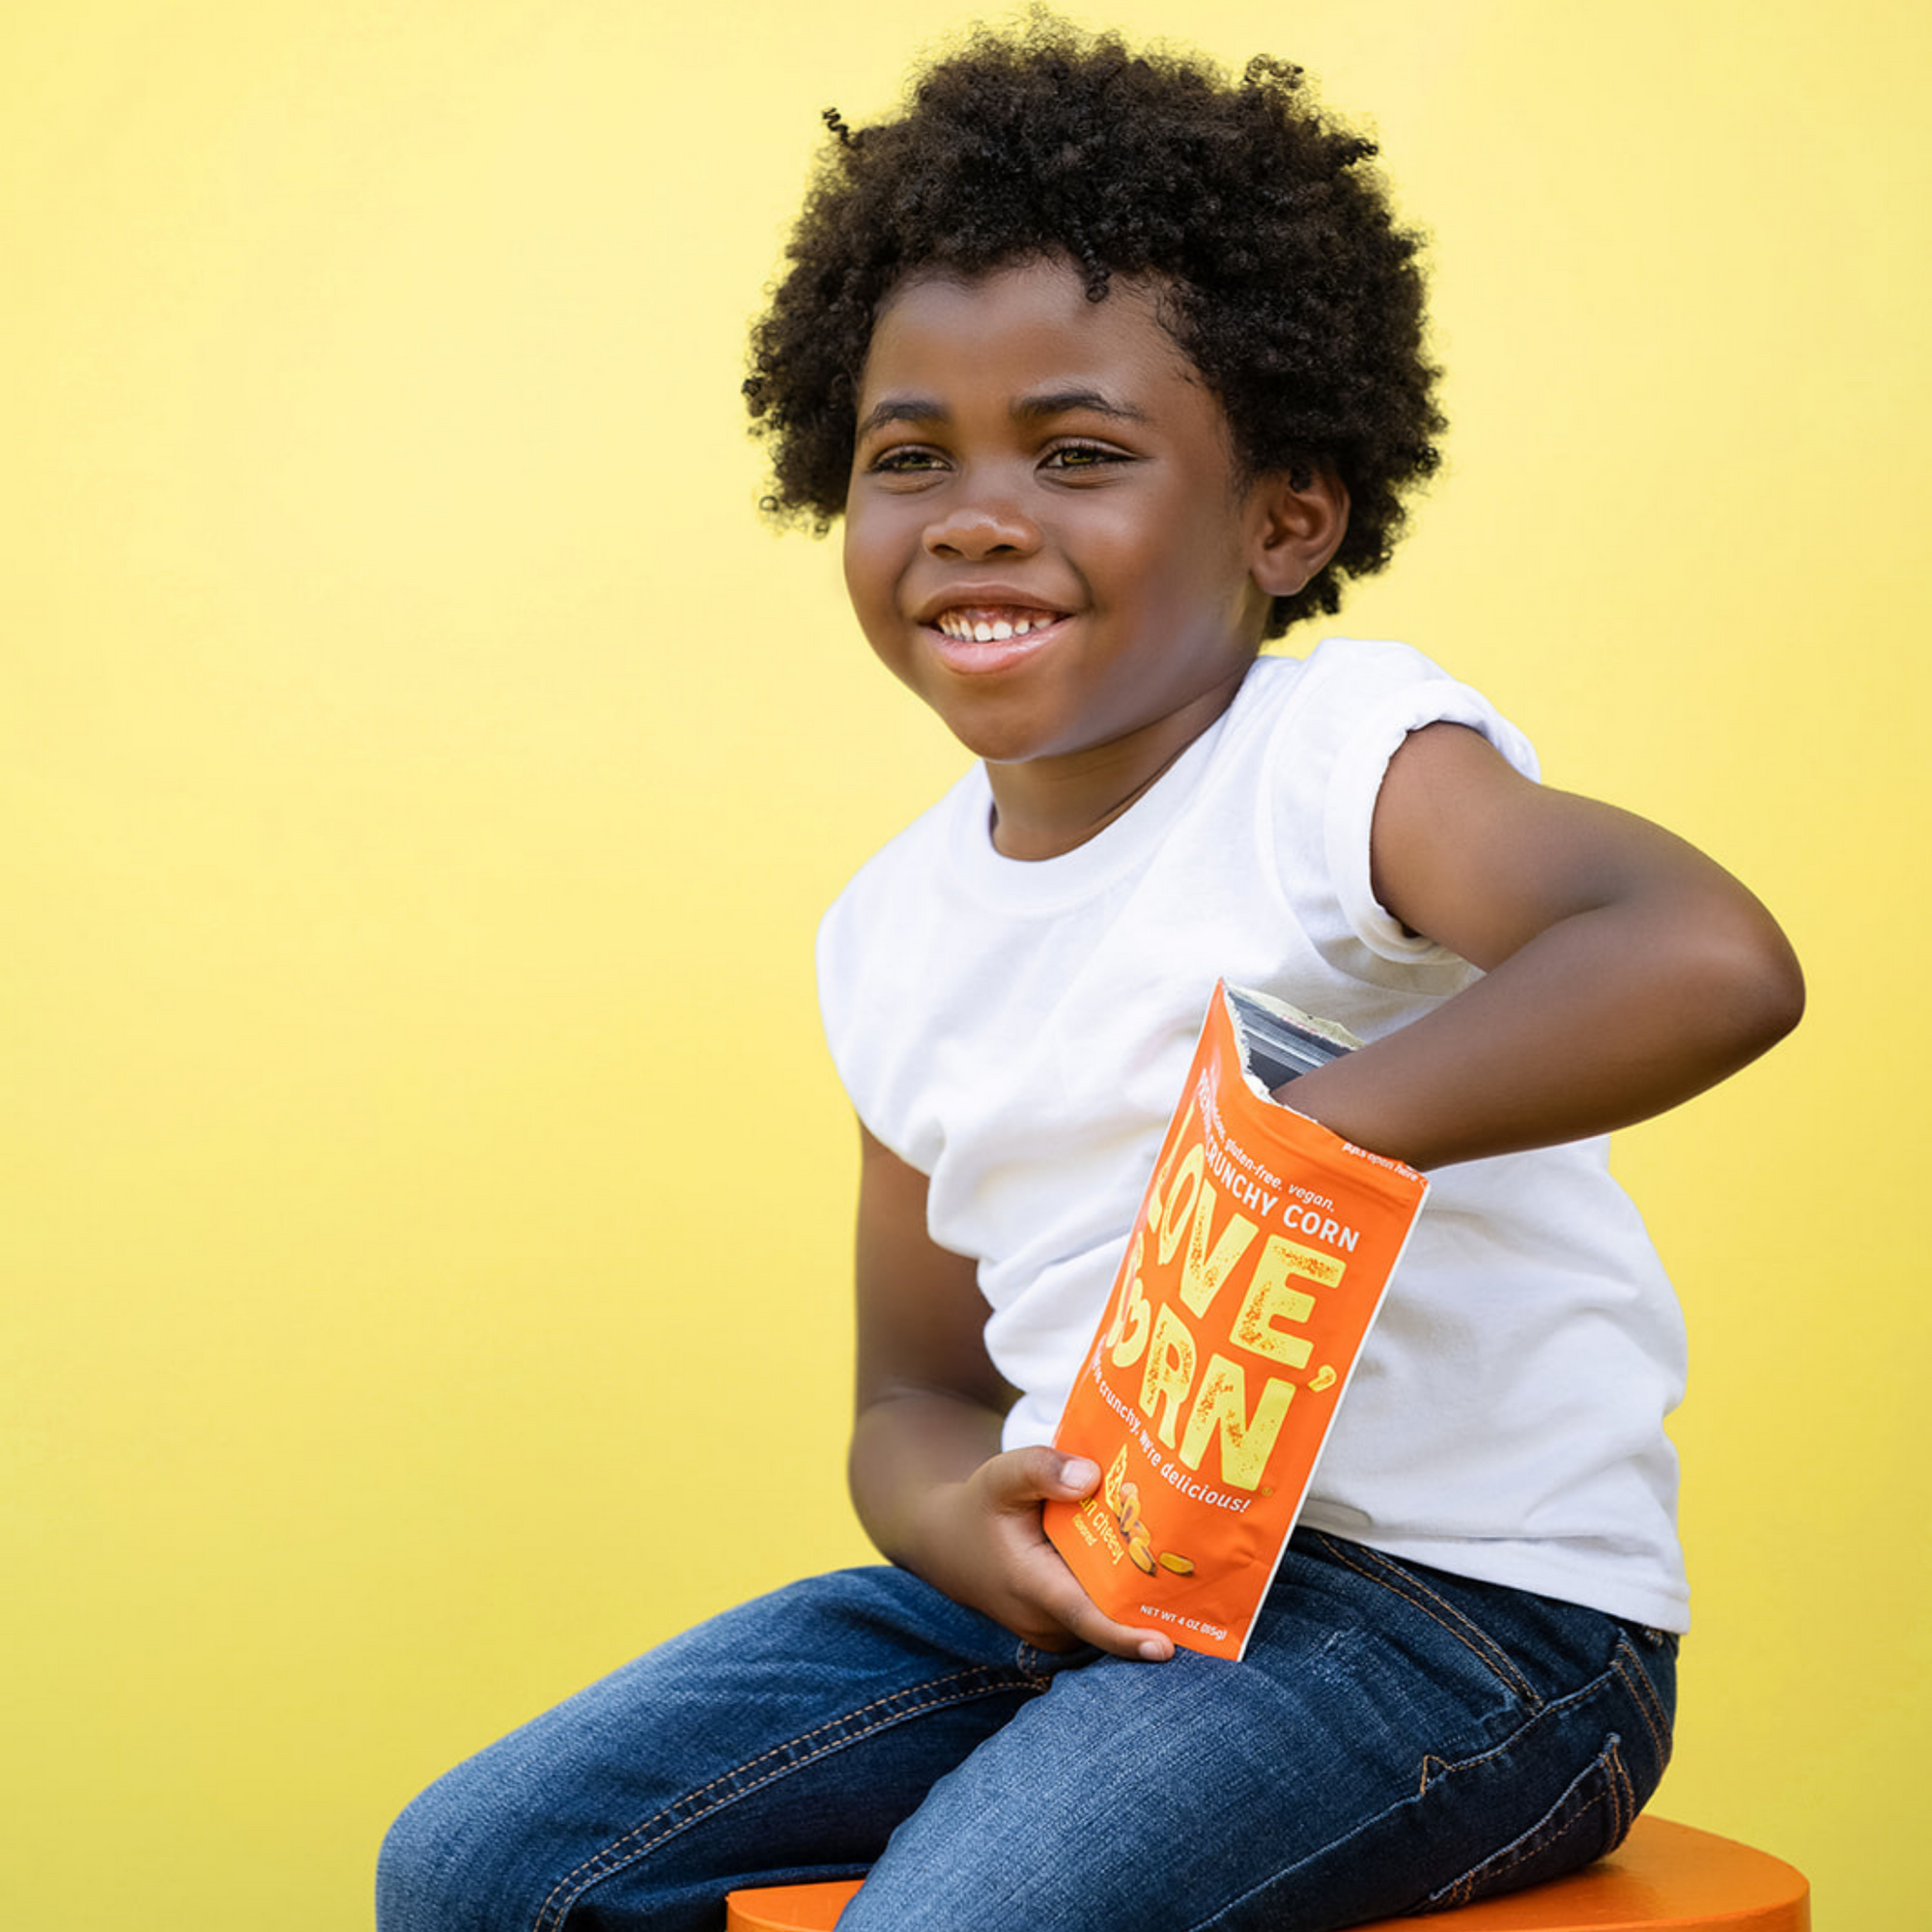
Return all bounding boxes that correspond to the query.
[848,1123,1174,1661]
[1283,723,1804,1169]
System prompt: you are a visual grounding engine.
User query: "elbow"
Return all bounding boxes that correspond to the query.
[1691,904,1805,1066]
[1761,940,1806,1048]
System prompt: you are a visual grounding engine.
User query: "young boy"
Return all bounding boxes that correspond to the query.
[379,24,1802,1931]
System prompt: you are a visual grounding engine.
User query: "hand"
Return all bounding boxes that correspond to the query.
[913,1446,1176,1662]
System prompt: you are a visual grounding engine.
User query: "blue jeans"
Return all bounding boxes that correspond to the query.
[378,1531,1675,1931]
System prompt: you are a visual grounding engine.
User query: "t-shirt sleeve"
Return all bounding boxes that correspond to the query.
[1268,638,1540,985]
[814,890,858,1104]
[815,846,896,1142]
[811,779,968,1169]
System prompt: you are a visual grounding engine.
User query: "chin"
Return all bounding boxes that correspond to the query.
[943,716,1076,767]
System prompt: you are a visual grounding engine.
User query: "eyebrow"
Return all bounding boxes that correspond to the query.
[854,387,1152,440]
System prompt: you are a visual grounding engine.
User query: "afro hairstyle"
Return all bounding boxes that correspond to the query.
[743,16,1444,639]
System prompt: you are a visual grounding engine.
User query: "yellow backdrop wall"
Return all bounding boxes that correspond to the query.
[5,2,1922,1924]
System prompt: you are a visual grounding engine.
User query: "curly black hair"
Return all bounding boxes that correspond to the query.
[743,16,1443,639]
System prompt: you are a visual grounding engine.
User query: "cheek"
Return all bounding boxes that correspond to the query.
[841,519,884,615]
[841,517,909,655]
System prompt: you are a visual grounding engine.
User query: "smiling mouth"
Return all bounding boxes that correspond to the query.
[931,605,1066,644]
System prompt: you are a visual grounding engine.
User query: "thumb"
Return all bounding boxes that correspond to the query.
[1003,1445,1099,1502]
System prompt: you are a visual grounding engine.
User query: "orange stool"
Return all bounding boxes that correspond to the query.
[723,1814,1808,1930]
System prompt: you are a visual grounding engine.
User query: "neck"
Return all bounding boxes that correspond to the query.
[983,676,1244,861]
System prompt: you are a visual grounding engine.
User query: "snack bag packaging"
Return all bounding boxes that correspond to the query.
[1043,981,1428,1661]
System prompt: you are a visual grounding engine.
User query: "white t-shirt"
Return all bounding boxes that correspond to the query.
[817,639,1690,1632]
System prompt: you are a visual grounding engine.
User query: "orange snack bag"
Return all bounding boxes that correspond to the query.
[1043,982,1428,1660]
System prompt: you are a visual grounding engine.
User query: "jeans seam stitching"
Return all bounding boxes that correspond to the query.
[1439,1747,1621,1909]
[527,1664,1028,1931]
[1409,1649,1627,1788]
[1186,1687,1593,1932]
[1013,1641,1056,1686]
[1610,1640,1670,1769]
[1609,1733,1634,1839]
[1311,1534,1540,1706]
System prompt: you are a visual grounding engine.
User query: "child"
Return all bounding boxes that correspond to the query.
[378,23,1803,1931]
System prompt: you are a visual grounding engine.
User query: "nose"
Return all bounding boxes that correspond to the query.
[923,491,1040,560]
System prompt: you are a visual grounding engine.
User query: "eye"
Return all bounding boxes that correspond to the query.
[866,443,948,475]
[1041,440,1127,473]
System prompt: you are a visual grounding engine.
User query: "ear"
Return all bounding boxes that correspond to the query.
[1245,467,1350,601]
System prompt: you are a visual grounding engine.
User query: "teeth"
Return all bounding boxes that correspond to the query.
[938,611,1056,641]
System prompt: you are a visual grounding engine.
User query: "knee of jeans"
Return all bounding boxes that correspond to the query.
[377,1766,531,1932]
[376,1779,466,1932]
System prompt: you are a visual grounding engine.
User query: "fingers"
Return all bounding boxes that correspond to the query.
[1016,1542,1175,1662]
[939,1448,1176,1662]
[972,1455,1174,1662]
[981,1445,1098,1507]
[1045,1597,1177,1662]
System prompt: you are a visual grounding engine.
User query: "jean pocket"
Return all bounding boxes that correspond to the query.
[1420,1730,1635,1914]
[1300,1535,1547,1712]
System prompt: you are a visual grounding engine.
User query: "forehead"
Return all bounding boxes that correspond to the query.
[857,256,1214,417]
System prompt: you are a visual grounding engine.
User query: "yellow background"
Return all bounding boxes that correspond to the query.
[5,2,1922,1923]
